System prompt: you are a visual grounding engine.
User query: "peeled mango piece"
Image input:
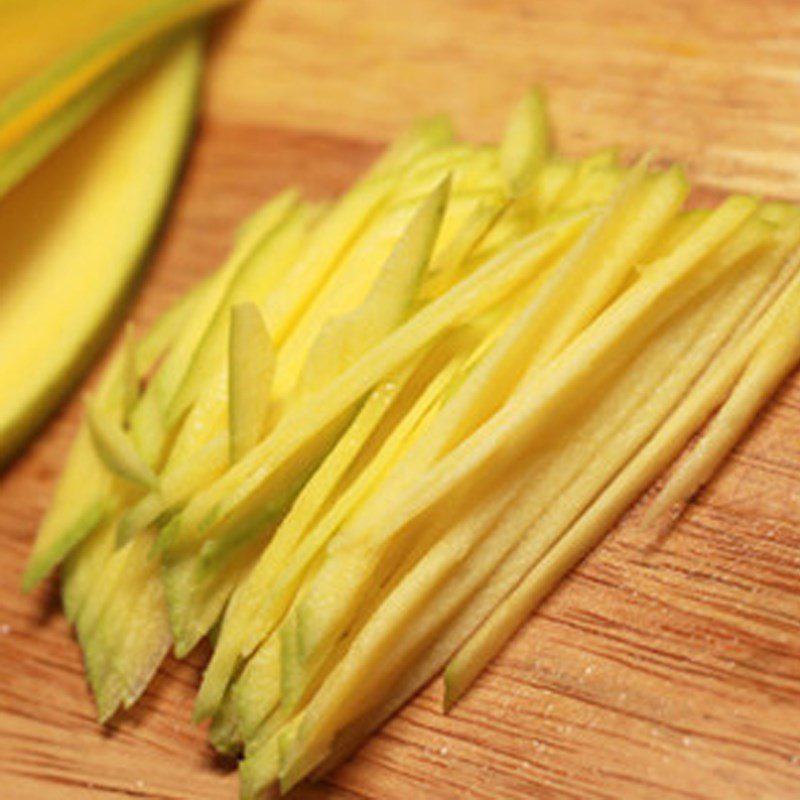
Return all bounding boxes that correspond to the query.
[0,33,202,468]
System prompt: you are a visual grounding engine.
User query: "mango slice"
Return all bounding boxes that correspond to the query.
[0,34,202,468]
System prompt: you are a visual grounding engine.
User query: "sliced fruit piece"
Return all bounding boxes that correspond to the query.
[0,27,189,200]
[229,303,275,462]
[232,634,282,743]
[418,200,509,301]
[499,87,550,196]
[85,398,159,489]
[0,33,202,468]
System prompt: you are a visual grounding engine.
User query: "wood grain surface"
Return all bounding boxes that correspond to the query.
[3,1,800,798]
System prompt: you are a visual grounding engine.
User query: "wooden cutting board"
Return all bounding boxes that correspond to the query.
[2,1,800,797]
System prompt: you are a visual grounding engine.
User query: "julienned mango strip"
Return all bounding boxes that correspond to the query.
[279,198,757,686]
[499,88,550,197]
[85,398,160,489]
[170,212,592,555]
[228,303,275,463]
[443,241,800,707]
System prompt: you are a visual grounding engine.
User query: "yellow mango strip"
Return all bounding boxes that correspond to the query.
[0,0,240,159]
[646,208,712,263]
[559,166,625,212]
[170,212,592,556]
[647,258,800,521]
[22,252,209,592]
[231,636,282,744]
[129,388,168,467]
[368,115,455,180]
[282,198,758,691]
[241,713,307,800]
[194,372,414,720]
[239,737,280,800]
[208,689,242,756]
[295,178,450,399]
[499,88,550,197]
[79,531,170,721]
[229,303,275,462]
[275,223,781,789]
[85,398,160,490]
[165,191,306,426]
[58,514,140,720]
[529,156,579,218]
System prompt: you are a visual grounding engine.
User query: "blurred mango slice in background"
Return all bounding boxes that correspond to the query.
[0,0,244,467]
